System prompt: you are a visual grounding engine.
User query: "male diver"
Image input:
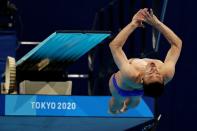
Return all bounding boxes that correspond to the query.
[109,8,182,114]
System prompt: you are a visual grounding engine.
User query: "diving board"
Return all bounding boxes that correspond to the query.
[2,95,153,117]
[16,31,111,72]
[0,95,154,130]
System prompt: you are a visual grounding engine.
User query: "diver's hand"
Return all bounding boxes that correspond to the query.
[142,8,160,27]
[131,9,145,28]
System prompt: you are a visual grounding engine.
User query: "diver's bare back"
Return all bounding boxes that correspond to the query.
[129,58,164,74]
[112,58,165,91]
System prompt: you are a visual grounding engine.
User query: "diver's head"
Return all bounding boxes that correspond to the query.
[142,62,164,98]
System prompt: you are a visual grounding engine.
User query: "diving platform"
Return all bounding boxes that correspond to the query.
[0,31,154,130]
[0,95,154,130]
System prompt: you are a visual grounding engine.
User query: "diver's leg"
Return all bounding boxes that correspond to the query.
[120,96,141,112]
[109,96,123,114]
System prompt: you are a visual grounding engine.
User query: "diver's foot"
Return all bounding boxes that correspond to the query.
[120,101,128,113]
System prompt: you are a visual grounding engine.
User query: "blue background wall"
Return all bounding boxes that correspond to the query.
[1,0,197,130]
[156,1,197,131]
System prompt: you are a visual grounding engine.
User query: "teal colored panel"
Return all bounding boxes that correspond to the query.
[16,32,110,66]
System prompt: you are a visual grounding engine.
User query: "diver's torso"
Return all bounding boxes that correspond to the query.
[112,58,165,91]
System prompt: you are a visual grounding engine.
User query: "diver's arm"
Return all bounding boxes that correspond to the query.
[109,9,144,76]
[143,9,182,80]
